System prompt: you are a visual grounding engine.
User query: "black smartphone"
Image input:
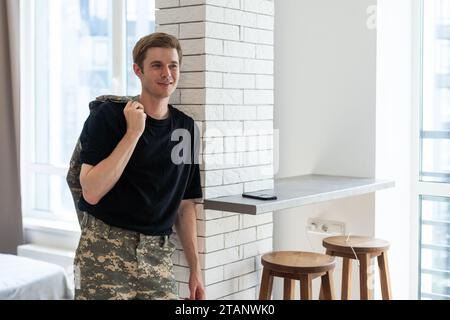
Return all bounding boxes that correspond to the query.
[242,191,277,201]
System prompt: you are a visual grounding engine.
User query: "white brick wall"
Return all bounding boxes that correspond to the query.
[255,75,274,89]
[256,44,273,59]
[175,105,224,121]
[180,71,224,89]
[241,238,273,259]
[197,215,239,236]
[238,270,261,290]
[205,278,239,300]
[203,121,243,137]
[224,9,257,27]
[156,6,204,25]
[223,165,273,184]
[202,182,243,198]
[197,234,224,253]
[220,287,256,300]
[195,206,223,220]
[206,88,243,105]
[156,24,179,37]
[157,0,274,300]
[156,0,180,9]
[243,120,274,135]
[224,105,257,120]
[244,89,273,105]
[242,28,274,45]
[204,266,225,285]
[224,41,255,58]
[257,223,273,240]
[203,138,224,155]
[201,247,240,268]
[181,55,206,72]
[201,150,272,170]
[224,227,257,248]
[223,257,255,279]
[223,74,255,89]
[241,0,274,15]
[240,212,273,228]
[179,22,205,39]
[257,105,274,120]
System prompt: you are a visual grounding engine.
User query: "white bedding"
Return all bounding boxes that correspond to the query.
[0,254,73,300]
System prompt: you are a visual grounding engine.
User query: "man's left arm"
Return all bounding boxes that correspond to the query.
[175,199,205,300]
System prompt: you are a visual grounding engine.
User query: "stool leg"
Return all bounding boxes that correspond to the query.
[377,251,392,300]
[318,272,326,300]
[319,249,334,299]
[299,275,312,300]
[359,254,373,300]
[283,279,296,300]
[259,268,274,300]
[320,270,335,300]
[342,258,352,300]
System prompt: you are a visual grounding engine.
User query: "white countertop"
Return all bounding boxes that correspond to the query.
[203,174,395,215]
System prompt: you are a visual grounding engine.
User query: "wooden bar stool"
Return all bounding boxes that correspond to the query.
[322,236,392,300]
[259,251,336,300]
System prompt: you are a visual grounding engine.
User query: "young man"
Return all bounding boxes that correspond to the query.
[74,33,205,300]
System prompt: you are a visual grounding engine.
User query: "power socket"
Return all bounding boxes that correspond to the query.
[307,218,345,235]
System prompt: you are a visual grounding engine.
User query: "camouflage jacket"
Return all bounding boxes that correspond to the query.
[66,95,139,226]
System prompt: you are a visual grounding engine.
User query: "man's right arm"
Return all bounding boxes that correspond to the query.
[80,100,146,205]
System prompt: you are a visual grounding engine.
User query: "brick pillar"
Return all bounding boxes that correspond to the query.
[156,0,274,300]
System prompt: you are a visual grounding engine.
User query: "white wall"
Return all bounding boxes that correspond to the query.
[274,0,378,299]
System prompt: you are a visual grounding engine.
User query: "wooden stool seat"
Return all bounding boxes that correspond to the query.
[259,251,336,300]
[323,236,390,255]
[262,251,335,274]
[322,235,392,300]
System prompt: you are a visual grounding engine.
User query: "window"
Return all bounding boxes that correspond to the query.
[419,0,450,300]
[421,0,450,183]
[20,0,155,224]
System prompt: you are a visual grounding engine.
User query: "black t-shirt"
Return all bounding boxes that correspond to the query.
[77,101,203,236]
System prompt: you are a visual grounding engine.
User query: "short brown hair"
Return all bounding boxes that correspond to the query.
[133,32,183,72]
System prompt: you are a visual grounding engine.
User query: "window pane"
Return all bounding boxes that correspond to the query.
[126,0,156,95]
[420,269,450,299]
[422,137,450,182]
[422,195,450,221]
[35,0,114,167]
[420,196,450,299]
[421,0,450,183]
[33,173,75,218]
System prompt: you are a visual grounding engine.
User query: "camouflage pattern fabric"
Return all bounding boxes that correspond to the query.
[74,214,178,300]
[65,95,139,226]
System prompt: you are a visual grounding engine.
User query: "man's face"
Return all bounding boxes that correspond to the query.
[134,47,180,99]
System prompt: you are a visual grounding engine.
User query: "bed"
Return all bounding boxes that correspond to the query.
[0,254,74,300]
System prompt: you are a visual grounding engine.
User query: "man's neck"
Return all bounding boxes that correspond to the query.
[139,93,170,120]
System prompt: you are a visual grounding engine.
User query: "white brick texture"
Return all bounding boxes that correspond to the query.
[157,0,274,300]
[156,6,204,25]
[223,257,255,279]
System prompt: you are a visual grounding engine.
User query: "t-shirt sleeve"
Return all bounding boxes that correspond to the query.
[183,163,203,200]
[183,121,203,200]
[79,106,119,166]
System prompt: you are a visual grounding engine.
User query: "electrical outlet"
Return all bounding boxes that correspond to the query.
[307,218,345,235]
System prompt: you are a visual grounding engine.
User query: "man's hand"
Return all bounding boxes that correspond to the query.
[124,101,146,137]
[175,200,205,299]
[189,268,206,300]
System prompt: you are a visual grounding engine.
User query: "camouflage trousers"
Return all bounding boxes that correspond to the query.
[74,214,178,300]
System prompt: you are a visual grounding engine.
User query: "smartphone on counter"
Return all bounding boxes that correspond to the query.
[242,191,277,201]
